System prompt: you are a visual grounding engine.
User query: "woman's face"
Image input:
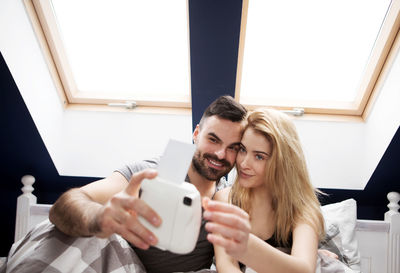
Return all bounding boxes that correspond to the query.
[236,127,272,189]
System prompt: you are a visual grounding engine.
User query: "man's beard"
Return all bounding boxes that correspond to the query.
[192,151,233,181]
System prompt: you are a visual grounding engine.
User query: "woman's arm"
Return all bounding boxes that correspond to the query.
[203,198,319,273]
[213,243,243,273]
[239,224,318,273]
[203,188,243,273]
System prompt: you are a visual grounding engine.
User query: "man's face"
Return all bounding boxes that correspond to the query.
[192,116,243,181]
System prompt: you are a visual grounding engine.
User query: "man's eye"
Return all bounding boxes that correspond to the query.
[209,138,217,143]
[228,145,239,152]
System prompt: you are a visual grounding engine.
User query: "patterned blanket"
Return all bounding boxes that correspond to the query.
[3,220,356,273]
[4,220,217,273]
[5,220,147,273]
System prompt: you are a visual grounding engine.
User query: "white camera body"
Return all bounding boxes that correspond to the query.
[138,176,202,254]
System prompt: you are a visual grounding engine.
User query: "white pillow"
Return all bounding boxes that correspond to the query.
[321,199,361,271]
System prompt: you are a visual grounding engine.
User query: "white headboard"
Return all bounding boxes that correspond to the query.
[355,192,400,273]
[14,175,51,242]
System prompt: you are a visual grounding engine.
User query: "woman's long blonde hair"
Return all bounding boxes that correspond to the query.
[230,108,325,246]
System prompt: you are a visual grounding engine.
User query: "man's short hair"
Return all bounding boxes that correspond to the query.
[199,95,247,128]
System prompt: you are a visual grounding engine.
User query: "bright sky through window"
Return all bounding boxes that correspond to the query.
[50,0,190,103]
[239,0,391,107]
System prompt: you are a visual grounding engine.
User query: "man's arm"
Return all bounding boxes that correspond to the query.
[49,169,162,249]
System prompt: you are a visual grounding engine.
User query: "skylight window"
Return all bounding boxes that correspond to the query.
[236,0,397,116]
[26,0,399,116]
[29,0,191,108]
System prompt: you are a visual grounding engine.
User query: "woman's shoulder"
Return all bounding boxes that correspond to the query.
[213,186,231,202]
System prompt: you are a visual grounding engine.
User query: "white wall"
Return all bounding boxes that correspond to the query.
[296,44,400,189]
[0,0,192,178]
[296,120,366,189]
[1,0,399,188]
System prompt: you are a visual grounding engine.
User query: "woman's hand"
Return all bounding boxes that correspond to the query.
[202,197,251,259]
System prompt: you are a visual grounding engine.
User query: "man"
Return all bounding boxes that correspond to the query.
[49,95,247,273]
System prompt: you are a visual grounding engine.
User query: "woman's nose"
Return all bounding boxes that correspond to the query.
[239,155,250,169]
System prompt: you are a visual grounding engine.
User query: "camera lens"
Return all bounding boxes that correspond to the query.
[183,196,192,206]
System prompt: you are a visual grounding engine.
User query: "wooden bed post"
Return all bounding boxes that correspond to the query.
[14,175,37,242]
[384,191,400,273]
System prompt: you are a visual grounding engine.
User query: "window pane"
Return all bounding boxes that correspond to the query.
[239,0,391,106]
[51,0,190,103]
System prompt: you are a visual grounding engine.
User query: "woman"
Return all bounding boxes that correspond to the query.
[203,108,326,273]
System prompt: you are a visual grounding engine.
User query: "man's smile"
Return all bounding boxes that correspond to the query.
[207,158,224,170]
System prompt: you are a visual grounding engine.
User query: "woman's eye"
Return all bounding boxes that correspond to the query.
[255,154,265,161]
[239,147,246,153]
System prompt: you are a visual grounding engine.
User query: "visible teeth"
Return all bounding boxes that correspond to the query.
[209,159,222,166]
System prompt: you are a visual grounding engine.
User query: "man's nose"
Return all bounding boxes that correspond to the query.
[215,148,226,159]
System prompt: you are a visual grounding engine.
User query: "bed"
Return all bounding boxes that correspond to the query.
[5,175,400,273]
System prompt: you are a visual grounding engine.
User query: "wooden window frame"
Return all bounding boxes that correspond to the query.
[24,0,192,111]
[235,0,400,119]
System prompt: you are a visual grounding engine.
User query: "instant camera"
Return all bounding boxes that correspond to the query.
[138,140,201,254]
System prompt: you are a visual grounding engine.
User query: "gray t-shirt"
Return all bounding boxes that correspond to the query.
[115,158,229,273]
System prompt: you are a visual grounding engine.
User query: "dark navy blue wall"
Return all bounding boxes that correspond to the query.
[0,53,101,255]
[1,0,399,256]
[189,0,242,127]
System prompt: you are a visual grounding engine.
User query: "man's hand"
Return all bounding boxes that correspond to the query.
[94,169,162,249]
[202,197,251,259]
